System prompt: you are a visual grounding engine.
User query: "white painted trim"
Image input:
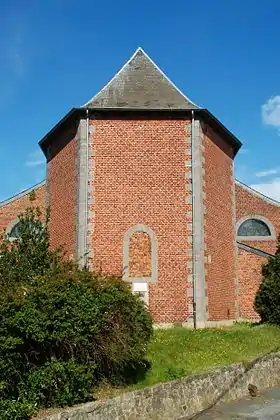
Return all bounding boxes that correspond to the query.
[235,179,280,208]
[82,47,200,109]
[236,214,276,241]
[0,180,46,208]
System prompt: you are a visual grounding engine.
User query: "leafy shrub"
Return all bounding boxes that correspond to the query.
[0,400,34,420]
[19,360,94,408]
[254,237,280,324]
[0,206,153,418]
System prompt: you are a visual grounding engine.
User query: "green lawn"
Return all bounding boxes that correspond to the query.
[95,323,280,398]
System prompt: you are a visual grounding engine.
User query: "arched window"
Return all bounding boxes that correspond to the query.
[237,216,275,240]
[9,222,20,240]
[6,218,20,241]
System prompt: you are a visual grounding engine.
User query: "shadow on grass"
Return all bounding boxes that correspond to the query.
[99,359,152,388]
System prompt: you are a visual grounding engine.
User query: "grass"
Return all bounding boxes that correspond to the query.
[138,323,280,388]
[95,322,280,398]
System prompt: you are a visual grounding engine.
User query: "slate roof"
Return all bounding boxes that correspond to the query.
[83,47,199,110]
[39,47,242,157]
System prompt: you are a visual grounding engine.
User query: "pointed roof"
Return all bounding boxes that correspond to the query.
[39,48,242,157]
[83,47,199,110]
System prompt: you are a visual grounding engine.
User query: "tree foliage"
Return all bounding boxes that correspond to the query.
[254,236,280,324]
[0,204,153,419]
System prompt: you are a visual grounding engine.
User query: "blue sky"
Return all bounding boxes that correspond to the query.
[1,0,280,201]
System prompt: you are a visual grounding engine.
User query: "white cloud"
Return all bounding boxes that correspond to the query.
[262,96,280,131]
[25,150,45,167]
[255,167,280,178]
[250,178,280,201]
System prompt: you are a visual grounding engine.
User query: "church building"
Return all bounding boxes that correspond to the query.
[1,48,279,327]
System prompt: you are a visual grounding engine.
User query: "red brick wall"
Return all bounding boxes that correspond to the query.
[47,125,78,258]
[0,184,46,234]
[204,125,236,321]
[89,118,191,323]
[237,247,265,319]
[129,232,151,277]
[235,182,280,254]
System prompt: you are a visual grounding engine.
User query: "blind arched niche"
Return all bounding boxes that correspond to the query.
[123,224,158,304]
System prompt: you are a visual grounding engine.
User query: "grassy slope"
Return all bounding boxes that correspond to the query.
[95,323,280,398]
[134,323,280,389]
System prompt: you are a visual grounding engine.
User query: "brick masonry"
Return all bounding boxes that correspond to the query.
[204,125,236,321]
[235,181,280,254]
[88,117,191,323]
[47,124,78,259]
[235,181,280,319]
[0,182,46,235]
[129,232,152,277]
[1,119,280,324]
[237,247,264,320]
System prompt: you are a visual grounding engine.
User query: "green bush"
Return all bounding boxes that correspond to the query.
[19,360,94,408]
[0,400,34,420]
[254,237,280,324]
[0,206,153,418]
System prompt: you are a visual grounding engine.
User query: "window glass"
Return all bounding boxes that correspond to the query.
[9,222,20,239]
[238,219,271,237]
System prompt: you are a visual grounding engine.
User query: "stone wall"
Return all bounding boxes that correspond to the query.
[42,351,280,420]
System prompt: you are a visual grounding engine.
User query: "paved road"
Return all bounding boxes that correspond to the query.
[193,387,280,419]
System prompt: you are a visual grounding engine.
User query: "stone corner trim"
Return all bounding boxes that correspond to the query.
[42,351,280,420]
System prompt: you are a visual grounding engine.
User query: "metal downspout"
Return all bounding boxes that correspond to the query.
[191,110,197,329]
[85,108,89,267]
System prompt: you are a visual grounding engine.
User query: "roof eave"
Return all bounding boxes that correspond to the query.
[197,109,242,157]
[39,107,84,156]
[39,107,242,158]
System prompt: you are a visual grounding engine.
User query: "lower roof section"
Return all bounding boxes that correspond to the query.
[0,180,46,208]
[237,241,274,258]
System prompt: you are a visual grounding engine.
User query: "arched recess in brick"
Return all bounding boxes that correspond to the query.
[123,224,158,304]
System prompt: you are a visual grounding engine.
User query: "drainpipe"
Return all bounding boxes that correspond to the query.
[85,108,89,268]
[191,110,197,329]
